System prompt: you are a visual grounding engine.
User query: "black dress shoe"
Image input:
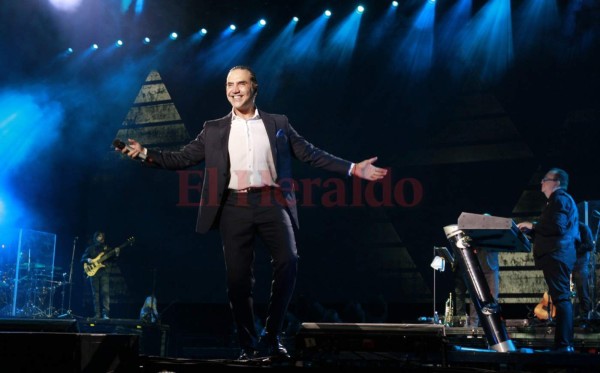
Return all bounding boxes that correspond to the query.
[261,334,290,359]
[541,346,575,353]
[237,348,258,361]
[555,346,575,353]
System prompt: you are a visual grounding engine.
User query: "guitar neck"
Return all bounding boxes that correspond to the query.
[98,238,133,263]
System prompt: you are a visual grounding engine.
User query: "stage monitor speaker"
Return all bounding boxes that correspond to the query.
[0,317,79,332]
[295,323,448,366]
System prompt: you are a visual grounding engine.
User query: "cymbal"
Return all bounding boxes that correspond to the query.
[18,264,63,271]
[19,263,46,269]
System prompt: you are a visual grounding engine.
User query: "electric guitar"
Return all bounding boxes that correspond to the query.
[534,276,575,321]
[83,236,135,277]
[534,291,556,320]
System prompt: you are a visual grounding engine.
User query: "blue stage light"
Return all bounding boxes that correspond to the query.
[92,43,99,50]
[143,37,150,44]
[116,39,123,47]
[259,19,267,27]
[324,10,332,17]
[357,6,365,14]
[169,32,178,40]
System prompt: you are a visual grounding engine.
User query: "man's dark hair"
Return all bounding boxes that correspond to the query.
[548,168,569,190]
[228,65,258,93]
[93,231,104,242]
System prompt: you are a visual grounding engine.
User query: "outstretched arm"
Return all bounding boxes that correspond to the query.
[352,157,388,181]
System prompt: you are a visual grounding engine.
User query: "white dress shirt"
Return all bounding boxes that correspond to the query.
[227,109,278,190]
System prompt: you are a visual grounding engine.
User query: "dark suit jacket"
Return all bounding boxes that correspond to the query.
[146,110,352,233]
[531,188,579,267]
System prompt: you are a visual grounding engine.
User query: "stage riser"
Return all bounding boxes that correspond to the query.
[295,323,600,369]
[0,317,168,357]
[0,333,139,372]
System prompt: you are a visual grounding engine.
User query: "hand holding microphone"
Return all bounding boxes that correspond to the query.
[114,138,147,161]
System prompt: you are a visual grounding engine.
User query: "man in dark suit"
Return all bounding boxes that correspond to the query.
[518,168,580,353]
[119,65,387,360]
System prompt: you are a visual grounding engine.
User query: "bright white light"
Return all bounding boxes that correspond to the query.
[143,37,150,44]
[200,28,207,35]
[392,1,398,7]
[92,44,99,50]
[170,32,178,40]
[48,0,82,12]
[116,40,123,47]
[324,10,332,17]
[357,5,365,13]
[430,256,445,271]
[66,47,73,54]
[229,24,236,31]
[292,17,299,23]
[259,19,267,27]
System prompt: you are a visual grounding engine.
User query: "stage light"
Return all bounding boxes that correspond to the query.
[259,19,267,27]
[66,47,73,55]
[92,43,99,50]
[229,24,236,31]
[48,0,82,12]
[324,10,332,17]
[293,17,299,23]
[169,32,178,40]
[392,1,398,7]
[143,37,150,44]
[430,256,445,271]
[200,28,207,35]
[357,5,365,14]
[116,40,123,47]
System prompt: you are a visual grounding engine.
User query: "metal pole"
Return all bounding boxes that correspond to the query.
[58,236,77,318]
[444,224,516,352]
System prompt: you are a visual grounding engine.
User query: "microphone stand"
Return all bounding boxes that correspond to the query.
[58,236,78,319]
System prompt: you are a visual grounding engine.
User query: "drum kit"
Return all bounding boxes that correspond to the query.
[0,263,68,318]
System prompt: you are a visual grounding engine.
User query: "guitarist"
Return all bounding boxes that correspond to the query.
[81,231,120,319]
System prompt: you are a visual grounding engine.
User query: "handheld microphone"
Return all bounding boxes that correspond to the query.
[113,139,147,161]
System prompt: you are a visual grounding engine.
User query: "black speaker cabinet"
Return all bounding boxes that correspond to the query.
[295,322,448,366]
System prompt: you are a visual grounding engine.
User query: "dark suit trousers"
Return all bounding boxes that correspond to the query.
[537,254,574,348]
[90,271,110,317]
[219,188,298,350]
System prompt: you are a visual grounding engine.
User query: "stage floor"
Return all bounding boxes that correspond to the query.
[1,318,600,371]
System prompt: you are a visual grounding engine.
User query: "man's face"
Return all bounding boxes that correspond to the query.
[541,172,560,198]
[226,68,256,115]
[96,233,104,243]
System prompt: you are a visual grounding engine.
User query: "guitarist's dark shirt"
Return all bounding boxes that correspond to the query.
[81,243,116,268]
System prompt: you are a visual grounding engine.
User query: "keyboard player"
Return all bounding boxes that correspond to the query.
[517,168,579,353]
